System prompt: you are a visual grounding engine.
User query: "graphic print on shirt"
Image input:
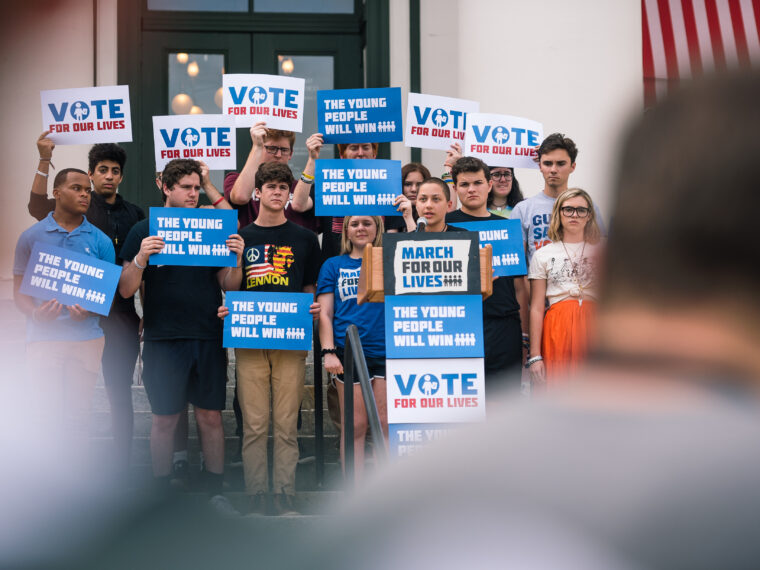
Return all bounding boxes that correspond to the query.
[545,254,596,289]
[245,244,295,288]
[531,212,551,255]
[337,267,360,302]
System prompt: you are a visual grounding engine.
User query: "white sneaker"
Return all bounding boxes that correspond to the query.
[209,494,240,518]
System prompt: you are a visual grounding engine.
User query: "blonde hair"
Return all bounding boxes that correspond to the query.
[340,216,384,254]
[548,188,601,243]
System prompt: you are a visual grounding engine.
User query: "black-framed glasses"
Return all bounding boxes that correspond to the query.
[264,145,292,156]
[491,171,513,180]
[560,206,590,218]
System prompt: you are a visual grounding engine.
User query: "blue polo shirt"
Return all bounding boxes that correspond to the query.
[13,212,115,342]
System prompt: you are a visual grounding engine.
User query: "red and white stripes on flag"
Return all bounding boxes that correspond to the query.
[642,0,760,105]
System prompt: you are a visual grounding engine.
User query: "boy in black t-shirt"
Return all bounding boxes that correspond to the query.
[119,159,244,504]
[445,157,527,383]
[218,162,321,516]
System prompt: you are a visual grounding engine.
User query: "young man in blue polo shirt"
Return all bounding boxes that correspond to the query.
[13,168,115,442]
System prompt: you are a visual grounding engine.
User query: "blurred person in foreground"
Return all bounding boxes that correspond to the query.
[301,72,760,569]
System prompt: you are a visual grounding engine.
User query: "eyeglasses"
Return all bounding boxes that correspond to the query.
[264,145,292,156]
[560,206,590,218]
[491,171,513,180]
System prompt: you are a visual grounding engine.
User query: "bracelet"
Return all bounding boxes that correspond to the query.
[321,347,337,357]
[300,173,315,184]
[525,355,543,368]
[38,157,51,162]
[132,256,146,270]
[301,171,314,180]
[212,196,225,206]
[35,170,48,178]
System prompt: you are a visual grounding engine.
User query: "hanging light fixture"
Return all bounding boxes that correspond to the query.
[190,105,204,114]
[187,61,199,77]
[281,57,294,75]
[214,87,224,109]
[171,93,193,114]
[176,52,189,64]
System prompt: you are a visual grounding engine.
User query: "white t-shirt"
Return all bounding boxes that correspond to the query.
[528,240,602,306]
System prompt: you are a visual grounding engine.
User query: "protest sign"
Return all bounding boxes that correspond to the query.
[463,113,543,169]
[449,219,527,277]
[389,423,455,457]
[152,115,236,171]
[149,207,237,267]
[20,243,122,316]
[404,93,479,151]
[223,74,305,131]
[40,85,132,144]
[382,233,480,296]
[314,159,401,217]
[385,295,483,359]
[317,87,402,143]
[223,291,313,350]
[386,357,486,424]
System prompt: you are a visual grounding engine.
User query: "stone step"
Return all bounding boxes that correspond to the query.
[182,490,343,516]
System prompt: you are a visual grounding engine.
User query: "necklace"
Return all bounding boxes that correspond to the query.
[560,240,587,305]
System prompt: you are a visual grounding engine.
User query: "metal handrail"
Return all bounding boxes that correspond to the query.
[343,324,387,487]
[312,320,324,487]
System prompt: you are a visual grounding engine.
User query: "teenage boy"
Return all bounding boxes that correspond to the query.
[446,157,526,381]
[401,177,465,233]
[118,159,244,506]
[222,161,321,516]
[28,133,144,473]
[14,168,115,443]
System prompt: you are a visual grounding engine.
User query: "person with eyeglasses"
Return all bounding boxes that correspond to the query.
[526,188,603,388]
[487,166,524,218]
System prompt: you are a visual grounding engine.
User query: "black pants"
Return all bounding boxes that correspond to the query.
[483,313,522,388]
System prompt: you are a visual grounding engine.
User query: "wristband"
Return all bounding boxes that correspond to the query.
[522,333,530,350]
[300,171,314,180]
[525,355,543,368]
[132,256,147,270]
[300,173,315,184]
[35,170,49,178]
[212,196,225,207]
[321,347,337,357]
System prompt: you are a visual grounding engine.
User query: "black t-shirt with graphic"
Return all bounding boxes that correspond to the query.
[120,219,223,341]
[238,220,322,292]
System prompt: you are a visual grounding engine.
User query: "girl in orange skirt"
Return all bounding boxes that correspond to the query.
[526,189,603,389]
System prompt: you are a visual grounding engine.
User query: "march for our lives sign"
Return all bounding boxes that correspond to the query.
[41,85,132,144]
[149,208,237,267]
[405,93,479,151]
[223,74,305,132]
[152,115,236,171]
[314,159,401,216]
[223,291,313,350]
[463,113,543,169]
[449,219,527,277]
[20,243,122,316]
[317,87,403,143]
[385,295,483,359]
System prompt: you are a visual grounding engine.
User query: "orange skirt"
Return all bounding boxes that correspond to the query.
[541,298,596,388]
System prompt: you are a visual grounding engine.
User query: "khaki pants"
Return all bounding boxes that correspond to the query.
[236,348,306,496]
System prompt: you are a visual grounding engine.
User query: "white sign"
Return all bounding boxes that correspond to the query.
[386,358,486,424]
[152,114,237,171]
[392,239,472,295]
[463,112,543,169]
[223,74,305,131]
[404,93,479,151]
[40,85,132,144]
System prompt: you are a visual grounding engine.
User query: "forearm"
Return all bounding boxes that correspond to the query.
[221,267,242,291]
[528,304,544,358]
[516,276,530,334]
[291,157,315,212]
[13,276,36,317]
[205,181,231,209]
[229,148,262,205]
[31,158,51,196]
[119,260,145,298]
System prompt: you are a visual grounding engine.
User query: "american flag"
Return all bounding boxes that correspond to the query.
[643,0,760,105]
[245,244,294,278]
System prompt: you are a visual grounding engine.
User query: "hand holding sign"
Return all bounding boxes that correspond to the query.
[37,131,55,161]
[67,304,91,322]
[33,299,63,322]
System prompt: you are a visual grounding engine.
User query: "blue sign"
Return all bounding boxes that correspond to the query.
[20,242,122,317]
[314,159,402,216]
[385,295,483,359]
[389,423,455,458]
[223,291,313,350]
[149,207,237,267]
[449,219,527,277]
[317,87,403,143]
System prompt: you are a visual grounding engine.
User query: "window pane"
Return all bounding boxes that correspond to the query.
[168,52,225,192]
[278,55,335,174]
[148,0,247,11]
[255,0,353,13]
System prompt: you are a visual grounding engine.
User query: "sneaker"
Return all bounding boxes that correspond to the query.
[247,492,267,517]
[209,494,240,518]
[272,493,299,516]
[170,459,190,490]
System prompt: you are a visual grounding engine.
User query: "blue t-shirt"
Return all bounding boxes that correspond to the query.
[13,212,115,342]
[316,254,385,358]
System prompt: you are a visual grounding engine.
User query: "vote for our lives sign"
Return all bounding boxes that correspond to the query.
[223,291,313,350]
[222,74,305,132]
[149,208,237,267]
[449,219,527,277]
[317,87,403,144]
[20,243,122,317]
[385,295,483,359]
[41,85,132,144]
[404,93,479,151]
[152,115,236,171]
[314,159,401,217]
[463,113,544,169]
